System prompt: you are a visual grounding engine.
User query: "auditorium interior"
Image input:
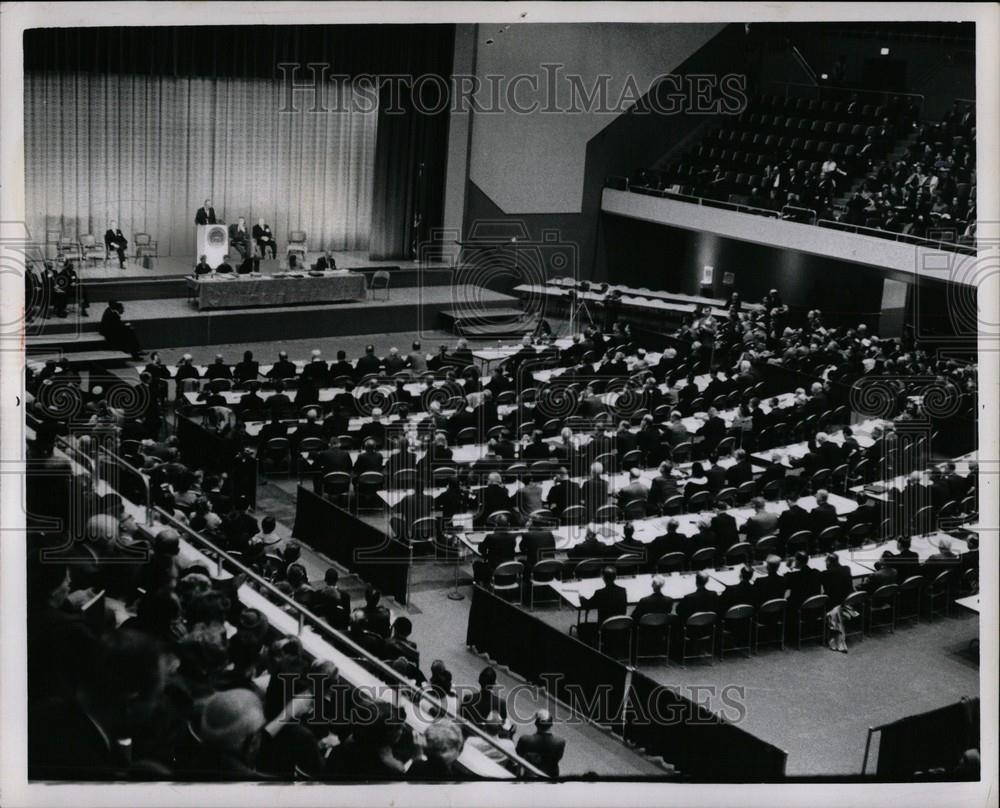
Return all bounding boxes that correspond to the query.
[18,19,987,787]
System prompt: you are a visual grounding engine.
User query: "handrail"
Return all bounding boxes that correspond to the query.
[764,79,926,109]
[154,506,548,778]
[789,44,818,85]
[614,178,780,220]
[780,205,818,224]
[816,218,977,254]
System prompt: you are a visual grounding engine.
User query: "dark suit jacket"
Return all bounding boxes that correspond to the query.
[315,447,353,476]
[721,580,757,611]
[520,529,556,567]
[631,592,674,621]
[195,206,217,225]
[777,505,812,542]
[477,485,513,522]
[710,512,739,551]
[784,567,823,610]
[547,479,582,513]
[753,573,787,606]
[678,587,720,620]
[725,460,754,488]
[821,564,853,606]
[580,582,628,624]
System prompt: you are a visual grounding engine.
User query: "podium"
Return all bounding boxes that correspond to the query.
[196,224,229,268]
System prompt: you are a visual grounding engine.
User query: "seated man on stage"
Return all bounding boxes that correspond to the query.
[216,257,234,274]
[228,217,251,260]
[104,220,128,269]
[195,198,217,225]
[252,218,276,259]
[314,250,337,271]
[194,254,212,275]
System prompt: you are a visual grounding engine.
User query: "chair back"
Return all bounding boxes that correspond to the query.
[492,561,523,588]
[656,551,686,574]
[689,546,716,569]
[842,590,867,611]
[688,490,713,510]
[870,583,899,605]
[638,612,670,630]
[686,611,717,629]
[561,504,586,525]
[900,575,924,593]
[323,471,351,495]
[531,559,563,583]
[289,230,306,244]
[724,542,752,566]
[266,437,290,452]
[799,593,828,613]
[786,530,813,555]
[135,232,151,246]
[574,558,605,579]
[299,437,324,453]
[723,604,754,621]
[757,598,786,619]
[661,494,685,515]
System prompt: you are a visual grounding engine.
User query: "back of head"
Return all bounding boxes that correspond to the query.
[199,688,266,754]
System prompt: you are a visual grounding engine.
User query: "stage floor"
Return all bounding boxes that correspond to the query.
[76,250,455,281]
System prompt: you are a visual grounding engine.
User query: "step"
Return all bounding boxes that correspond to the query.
[27,349,132,370]
[25,332,106,352]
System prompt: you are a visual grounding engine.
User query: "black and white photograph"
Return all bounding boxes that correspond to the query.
[0,3,996,806]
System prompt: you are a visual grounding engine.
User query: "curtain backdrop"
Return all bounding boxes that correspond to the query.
[25,72,377,257]
[23,25,455,261]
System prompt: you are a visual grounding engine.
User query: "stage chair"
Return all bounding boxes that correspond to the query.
[286,231,308,264]
[134,233,158,264]
[370,270,391,301]
[79,234,106,266]
[59,235,82,263]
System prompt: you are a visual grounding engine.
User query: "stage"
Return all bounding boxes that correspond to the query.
[28,285,523,350]
[75,251,457,303]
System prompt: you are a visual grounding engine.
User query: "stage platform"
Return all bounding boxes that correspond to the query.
[28,285,521,350]
[76,251,456,302]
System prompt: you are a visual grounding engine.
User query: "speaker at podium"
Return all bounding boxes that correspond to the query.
[197,224,229,268]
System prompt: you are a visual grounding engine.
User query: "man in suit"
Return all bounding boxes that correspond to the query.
[476,472,513,527]
[580,461,611,519]
[631,575,675,621]
[705,455,728,493]
[743,497,779,544]
[616,468,649,512]
[646,461,680,514]
[263,380,292,420]
[942,461,969,503]
[194,254,212,276]
[204,354,233,381]
[810,489,841,545]
[710,501,739,551]
[520,517,557,569]
[451,339,474,366]
[266,351,298,381]
[522,431,552,461]
[753,555,786,606]
[293,408,325,447]
[426,345,451,373]
[299,349,328,386]
[361,587,392,638]
[473,514,517,585]
[784,551,822,611]
[546,468,581,515]
[515,711,566,778]
[194,198,217,225]
[777,495,812,551]
[311,436,354,493]
[648,518,688,562]
[252,218,276,259]
[863,552,900,594]
[104,221,128,268]
[258,414,288,448]
[725,449,754,488]
[678,571,721,621]
[921,537,961,580]
[233,350,260,384]
[664,411,689,448]
[721,564,757,612]
[578,567,628,644]
[353,439,384,477]
[228,217,251,260]
[355,345,382,379]
[406,342,427,376]
[695,407,727,455]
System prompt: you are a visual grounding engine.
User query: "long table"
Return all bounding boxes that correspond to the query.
[187,271,367,310]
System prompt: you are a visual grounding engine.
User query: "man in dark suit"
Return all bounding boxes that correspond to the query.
[648,518,688,563]
[311,436,353,493]
[777,495,812,551]
[921,537,961,581]
[522,431,552,461]
[228,217,251,260]
[743,497,779,544]
[327,350,356,384]
[475,472,513,526]
[725,449,754,488]
[252,218,276,259]
[266,351,298,381]
[451,339,474,366]
[104,221,128,268]
[942,461,969,503]
[473,514,517,585]
[863,552,899,594]
[810,489,841,545]
[678,571,721,621]
[361,587,392,638]
[784,551,822,611]
[194,199,218,225]
[237,384,266,419]
[300,350,328,386]
[646,461,680,514]
[710,501,739,551]
[580,462,611,519]
[263,380,292,420]
[546,468,581,515]
[631,575,674,621]
[233,350,260,384]
[753,555,786,606]
[578,567,628,644]
[515,711,566,778]
[704,455,728,493]
[355,345,382,379]
[883,535,920,575]
[520,517,557,569]
[353,439,384,477]
[258,414,288,447]
[721,564,757,612]
[695,407,727,454]
[204,354,233,381]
